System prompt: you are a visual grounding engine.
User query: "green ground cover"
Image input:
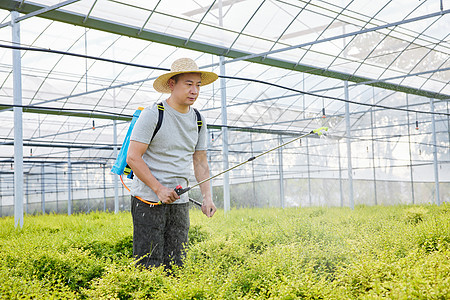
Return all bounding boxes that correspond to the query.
[0,204,449,299]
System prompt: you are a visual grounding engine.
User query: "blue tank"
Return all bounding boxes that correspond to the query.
[111,107,144,177]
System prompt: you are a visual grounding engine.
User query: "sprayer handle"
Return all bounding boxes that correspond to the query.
[175,185,191,196]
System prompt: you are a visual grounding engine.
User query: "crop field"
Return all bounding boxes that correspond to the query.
[1,204,449,299]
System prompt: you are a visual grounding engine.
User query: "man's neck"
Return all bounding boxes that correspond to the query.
[166,97,190,114]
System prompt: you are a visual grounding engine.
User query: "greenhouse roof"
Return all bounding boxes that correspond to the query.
[0,0,449,174]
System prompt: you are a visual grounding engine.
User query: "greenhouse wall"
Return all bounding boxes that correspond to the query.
[1,178,448,217]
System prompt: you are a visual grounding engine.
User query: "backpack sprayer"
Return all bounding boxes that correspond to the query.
[111,107,144,179]
[111,106,328,207]
[111,106,203,207]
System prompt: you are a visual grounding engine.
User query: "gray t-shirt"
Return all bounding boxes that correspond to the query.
[130,100,207,203]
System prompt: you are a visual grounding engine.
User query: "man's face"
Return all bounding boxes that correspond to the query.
[168,73,202,106]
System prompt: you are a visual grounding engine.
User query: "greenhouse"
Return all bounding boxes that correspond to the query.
[0,0,449,226]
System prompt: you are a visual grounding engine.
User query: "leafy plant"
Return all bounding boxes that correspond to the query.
[0,204,449,299]
[403,206,428,224]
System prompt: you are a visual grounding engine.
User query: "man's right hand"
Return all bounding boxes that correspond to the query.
[156,185,180,204]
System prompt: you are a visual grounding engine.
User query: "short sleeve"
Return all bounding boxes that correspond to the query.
[130,106,158,145]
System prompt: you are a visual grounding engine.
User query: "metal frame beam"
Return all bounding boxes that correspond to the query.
[0,104,131,121]
[0,0,80,29]
[0,104,320,138]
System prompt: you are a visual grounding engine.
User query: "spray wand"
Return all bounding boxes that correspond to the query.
[174,127,328,199]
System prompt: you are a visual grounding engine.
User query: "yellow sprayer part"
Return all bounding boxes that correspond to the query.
[313,127,329,136]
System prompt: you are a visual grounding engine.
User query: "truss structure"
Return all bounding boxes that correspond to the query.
[0,0,448,225]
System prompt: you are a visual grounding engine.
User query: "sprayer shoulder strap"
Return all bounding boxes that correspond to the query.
[150,102,202,142]
[193,108,202,133]
[150,102,165,142]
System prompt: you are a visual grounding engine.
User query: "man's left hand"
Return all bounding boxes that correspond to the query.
[201,200,216,218]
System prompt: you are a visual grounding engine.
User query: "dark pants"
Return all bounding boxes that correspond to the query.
[131,196,190,269]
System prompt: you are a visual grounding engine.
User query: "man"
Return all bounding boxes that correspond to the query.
[126,58,217,269]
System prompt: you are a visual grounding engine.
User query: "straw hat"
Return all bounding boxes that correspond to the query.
[153,58,218,93]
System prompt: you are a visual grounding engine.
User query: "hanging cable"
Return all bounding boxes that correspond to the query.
[322,98,326,118]
[415,112,419,130]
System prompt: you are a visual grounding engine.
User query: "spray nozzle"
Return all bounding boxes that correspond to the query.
[312,127,329,136]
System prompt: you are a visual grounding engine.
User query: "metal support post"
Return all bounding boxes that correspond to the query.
[103,164,106,212]
[41,164,45,214]
[112,53,119,213]
[219,0,230,213]
[25,172,28,214]
[338,139,343,207]
[306,138,312,206]
[113,119,119,213]
[430,98,440,205]
[406,95,415,204]
[371,89,378,205]
[250,132,256,206]
[55,165,59,212]
[12,11,24,228]
[85,165,90,213]
[447,101,450,166]
[220,55,230,212]
[207,129,214,205]
[68,149,72,215]
[344,81,354,209]
[302,73,312,206]
[0,175,2,217]
[278,135,285,208]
